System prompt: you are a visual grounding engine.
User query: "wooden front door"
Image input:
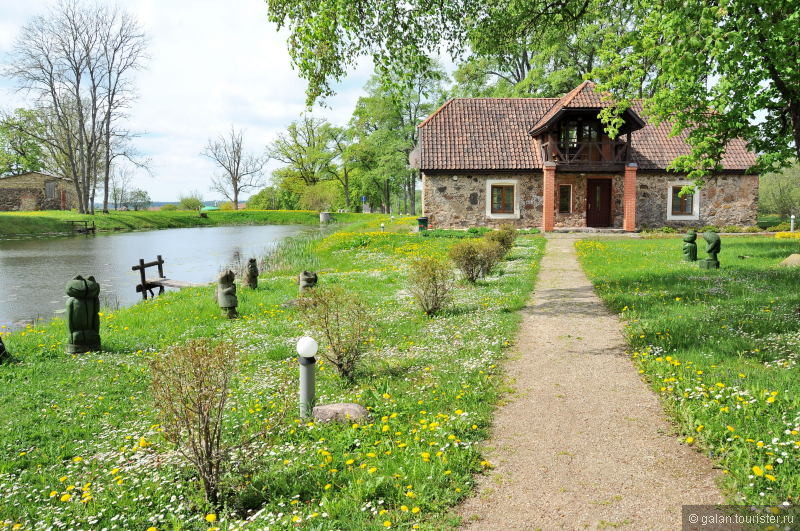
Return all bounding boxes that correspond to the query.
[586,179,612,227]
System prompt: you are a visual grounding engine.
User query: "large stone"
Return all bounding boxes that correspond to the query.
[312,403,370,423]
[778,253,800,267]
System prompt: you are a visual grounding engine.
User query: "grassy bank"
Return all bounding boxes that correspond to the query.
[576,236,800,506]
[0,210,379,237]
[0,219,545,529]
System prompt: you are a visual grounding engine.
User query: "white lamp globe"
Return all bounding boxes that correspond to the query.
[296,336,318,358]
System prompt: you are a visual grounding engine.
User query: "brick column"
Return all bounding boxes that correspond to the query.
[623,162,638,232]
[542,162,556,232]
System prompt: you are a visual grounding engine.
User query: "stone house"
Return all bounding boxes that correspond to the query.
[0,171,76,211]
[413,81,758,231]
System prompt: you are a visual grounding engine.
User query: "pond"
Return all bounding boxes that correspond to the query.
[0,224,310,329]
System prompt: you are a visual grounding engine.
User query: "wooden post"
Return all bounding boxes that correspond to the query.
[138,259,147,299]
[623,163,638,232]
[542,162,557,232]
[156,255,165,278]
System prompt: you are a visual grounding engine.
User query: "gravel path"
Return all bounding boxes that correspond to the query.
[457,234,725,530]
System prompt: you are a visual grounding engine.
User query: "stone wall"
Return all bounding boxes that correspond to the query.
[0,173,76,211]
[422,172,543,229]
[422,170,759,230]
[636,173,758,228]
[553,173,625,228]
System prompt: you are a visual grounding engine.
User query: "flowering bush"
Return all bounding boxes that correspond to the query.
[775,231,800,239]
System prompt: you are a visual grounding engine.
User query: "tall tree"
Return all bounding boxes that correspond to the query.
[0,109,47,175]
[6,0,147,213]
[267,0,798,182]
[203,127,267,210]
[327,126,356,210]
[596,0,800,183]
[349,67,444,214]
[268,116,336,187]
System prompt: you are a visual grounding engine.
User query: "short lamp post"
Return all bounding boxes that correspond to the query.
[791,214,796,232]
[380,222,385,232]
[296,336,318,419]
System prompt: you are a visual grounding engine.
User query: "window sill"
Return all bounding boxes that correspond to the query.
[488,212,521,220]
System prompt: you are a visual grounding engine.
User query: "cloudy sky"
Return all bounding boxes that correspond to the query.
[0,0,376,202]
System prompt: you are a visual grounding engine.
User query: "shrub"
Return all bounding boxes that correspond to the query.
[485,225,517,252]
[408,256,454,316]
[178,192,204,211]
[768,221,791,232]
[449,239,503,282]
[721,225,744,233]
[517,228,541,234]
[220,201,236,211]
[420,229,480,239]
[160,204,178,211]
[467,226,491,236]
[775,231,800,239]
[297,286,371,383]
[700,225,720,233]
[150,340,239,507]
[744,226,762,233]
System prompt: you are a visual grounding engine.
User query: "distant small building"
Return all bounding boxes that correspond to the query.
[0,172,76,211]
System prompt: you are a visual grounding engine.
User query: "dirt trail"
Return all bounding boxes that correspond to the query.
[457,234,725,530]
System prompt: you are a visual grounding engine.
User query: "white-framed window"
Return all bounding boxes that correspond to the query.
[485,179,520,219]
[666,181,700,220]
[558,184,572,213]
[45,181,57,200]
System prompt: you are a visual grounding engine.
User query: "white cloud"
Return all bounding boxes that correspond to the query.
[0,0,374,201]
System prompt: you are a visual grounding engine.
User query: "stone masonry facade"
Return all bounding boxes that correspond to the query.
[636,173,758,228]
[0,172,76,211]
[423,171,758,229]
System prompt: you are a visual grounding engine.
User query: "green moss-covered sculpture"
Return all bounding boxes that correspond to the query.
[682,231,698,261]
[245,258,259,289]
[216,270,239,318]
[66,275,101,354]
[699,231,721,269]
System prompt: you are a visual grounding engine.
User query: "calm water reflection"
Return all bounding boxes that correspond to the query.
[0,224,309,328]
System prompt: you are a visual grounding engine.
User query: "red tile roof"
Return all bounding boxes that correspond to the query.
[416,84,756,172]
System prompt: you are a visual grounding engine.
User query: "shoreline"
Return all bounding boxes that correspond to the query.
[0,209,383,238]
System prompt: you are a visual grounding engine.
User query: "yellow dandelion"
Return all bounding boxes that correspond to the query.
[752,466,764,477]
[205,514,217,523]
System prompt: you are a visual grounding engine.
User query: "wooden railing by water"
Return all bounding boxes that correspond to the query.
[131,255,201,300]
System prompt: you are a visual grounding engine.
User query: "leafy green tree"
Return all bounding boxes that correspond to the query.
[450,3,639,99]
[348,67,444,214]
[178,192,204,211]
[268,116,336,187]
[759,164,800,218]
[128,189,151,211]
[268,0,798,183]
[266,0,594,105]
[595,0,800,183]
[248,184,301,210]
[0,109,48,176]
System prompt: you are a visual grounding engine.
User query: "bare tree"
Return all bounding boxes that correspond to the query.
[108,164,133,210]
[203,127,267,210]
[6,0,147,214]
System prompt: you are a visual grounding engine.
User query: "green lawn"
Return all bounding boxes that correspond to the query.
[0,209,379,237]
[577,236,800,506]
[0,220,545,529]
